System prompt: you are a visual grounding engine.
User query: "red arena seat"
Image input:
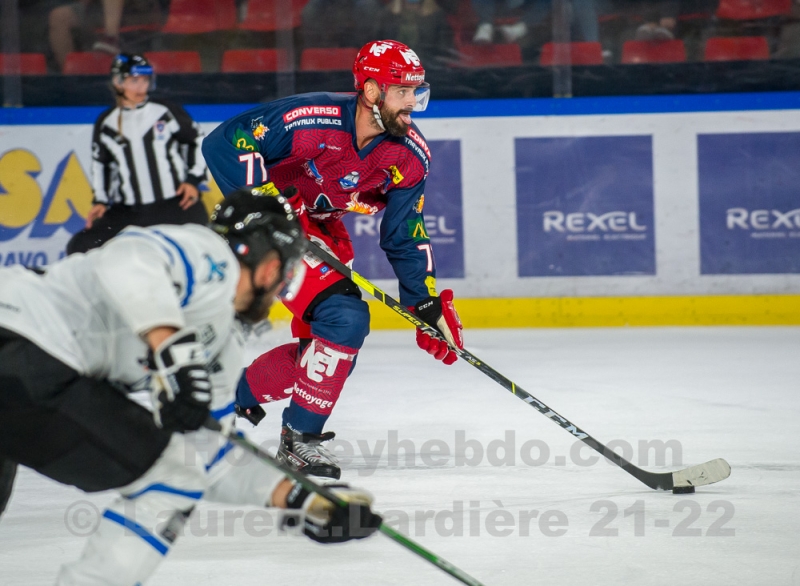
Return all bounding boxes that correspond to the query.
[300,47,359,71]
[458,43,522,67]
[540,42,604,66]
[221,49,290,72]
[144,51,202,73]
[704,36,770,61]
[621,40,687,64]
[716,0,791,20]
[0,53,47,75]
[63,52,114,75]
[239,0,309,31]
[162,0,237,34]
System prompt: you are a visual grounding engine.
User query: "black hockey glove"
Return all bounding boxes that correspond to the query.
[148,329,212,433]
[284,482,382,544]
[234,403,266,426]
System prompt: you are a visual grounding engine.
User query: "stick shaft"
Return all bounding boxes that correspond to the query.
[204,418,486,585]
[305,240,672,490]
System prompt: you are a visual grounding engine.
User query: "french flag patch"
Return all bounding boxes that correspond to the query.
[235,243,250,255]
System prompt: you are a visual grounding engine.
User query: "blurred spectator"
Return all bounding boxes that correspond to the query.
[377,0,455,66]
[608,0,713,42]
[302,0,382,48]
[67,54,208,255]
[602,0,716,61]
[774,0,800,58]
[49,0,95,70]
[48,0,161,72]
[93,0,126,53]
[16,1,54,56]
[632,1,679,40]
[473,0,598,44]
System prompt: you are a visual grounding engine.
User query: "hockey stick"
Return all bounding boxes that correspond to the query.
[203,417,486,586]
[304,239,731,492]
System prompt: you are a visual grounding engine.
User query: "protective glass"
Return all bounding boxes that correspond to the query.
[277,256,307,301]
[413,83,430,112]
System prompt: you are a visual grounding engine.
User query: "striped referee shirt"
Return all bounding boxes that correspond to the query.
[91,99,207,206]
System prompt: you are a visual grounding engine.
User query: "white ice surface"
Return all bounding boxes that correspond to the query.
[2,326,799,585]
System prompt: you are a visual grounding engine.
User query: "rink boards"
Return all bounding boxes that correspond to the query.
[1,92,800,327]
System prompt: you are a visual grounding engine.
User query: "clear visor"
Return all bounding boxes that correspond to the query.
[277,257,307,301]
[114,65,157,90]
[413,83,430,112]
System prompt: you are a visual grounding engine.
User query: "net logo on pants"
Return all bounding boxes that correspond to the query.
[300,339,353,383]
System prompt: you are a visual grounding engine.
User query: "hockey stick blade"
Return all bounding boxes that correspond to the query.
[203,418,486,586]
[672,458,732,489]
[303,240,731,492]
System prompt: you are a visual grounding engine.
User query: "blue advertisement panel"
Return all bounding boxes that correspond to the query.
[515,136,655,277]
[699,132,800,274]
[342,139,464,279]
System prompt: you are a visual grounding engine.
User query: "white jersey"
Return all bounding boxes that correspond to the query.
[0,223,242,410]
[2,223,290,586]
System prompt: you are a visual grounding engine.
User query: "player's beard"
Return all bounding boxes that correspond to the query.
[380,104,413,137]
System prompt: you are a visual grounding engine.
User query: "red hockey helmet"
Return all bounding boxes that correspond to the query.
[353,40,430,111]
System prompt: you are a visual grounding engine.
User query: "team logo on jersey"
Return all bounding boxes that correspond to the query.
[407,217,429,241]
[338,171,360,190]
[379,172,393,194]
[389,165,404,185]
[345,192,378,215]
[233,128,257,152]
[204,254,227,281]
[251,116,269,141]
[414,194,425,213]
[154,120,167,140]
[303,159,324,184]
[310,193,334,213]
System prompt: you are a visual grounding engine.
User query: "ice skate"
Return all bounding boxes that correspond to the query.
[277,426,341,480]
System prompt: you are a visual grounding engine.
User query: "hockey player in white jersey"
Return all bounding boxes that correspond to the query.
[0,187,381,585]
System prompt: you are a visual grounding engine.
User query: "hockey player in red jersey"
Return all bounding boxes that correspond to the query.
[202,40,464,479]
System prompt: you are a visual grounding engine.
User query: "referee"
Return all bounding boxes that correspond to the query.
[67,53,209,255]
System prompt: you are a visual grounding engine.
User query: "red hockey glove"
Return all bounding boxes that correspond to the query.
[411,289,464,365]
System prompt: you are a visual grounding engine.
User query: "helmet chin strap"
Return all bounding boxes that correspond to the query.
[360,89,387,132]
[371,104,386,132]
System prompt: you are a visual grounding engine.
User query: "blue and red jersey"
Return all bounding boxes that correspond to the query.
[203,91,436,306]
